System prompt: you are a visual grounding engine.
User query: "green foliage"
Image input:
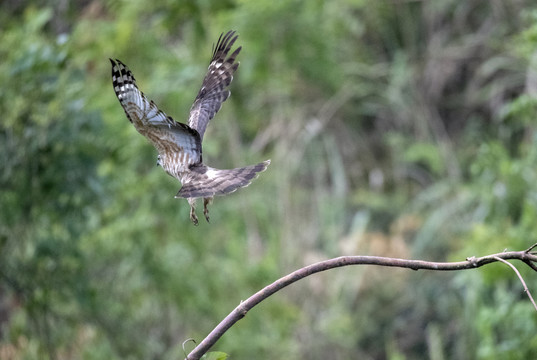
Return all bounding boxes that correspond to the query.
[2,0,537,359]
[202,351,229,360]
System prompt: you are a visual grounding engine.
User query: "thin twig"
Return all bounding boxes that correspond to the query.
[492,256,537,311]
[525,242,537,253]
[182,338,196,359]
[186,247,537,360]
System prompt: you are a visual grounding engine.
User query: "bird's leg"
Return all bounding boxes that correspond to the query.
[203,197,213,223]
[188,198,199,226]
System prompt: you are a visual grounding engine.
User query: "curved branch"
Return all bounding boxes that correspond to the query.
[186,246,537,360]
[492,256,537,311]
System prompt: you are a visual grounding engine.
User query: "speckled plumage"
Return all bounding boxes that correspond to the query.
[110,31,270,225]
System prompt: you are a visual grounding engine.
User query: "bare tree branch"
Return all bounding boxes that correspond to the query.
[492,256,537,311]
[186,245,537,360]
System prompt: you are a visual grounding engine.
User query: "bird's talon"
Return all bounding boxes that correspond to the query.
[203,197,212,223]
[203,207,210,223]
[190,212,199,226]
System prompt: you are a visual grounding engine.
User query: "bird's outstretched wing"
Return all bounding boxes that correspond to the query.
[110,59,202,167]
[176,160,271,199]
[187,31,242,141]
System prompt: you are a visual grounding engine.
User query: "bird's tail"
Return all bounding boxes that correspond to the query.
[175,160,270,199]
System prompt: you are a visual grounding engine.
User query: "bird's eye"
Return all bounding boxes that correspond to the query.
[156,155,161,166]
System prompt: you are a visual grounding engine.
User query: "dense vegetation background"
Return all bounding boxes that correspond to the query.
[2,0,537,359]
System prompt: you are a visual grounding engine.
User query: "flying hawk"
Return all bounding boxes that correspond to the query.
[110,31,270,225]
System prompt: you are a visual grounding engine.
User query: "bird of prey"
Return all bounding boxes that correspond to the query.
[110,31,270,225]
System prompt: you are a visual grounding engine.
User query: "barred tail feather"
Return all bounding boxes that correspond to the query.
[175,160,270,199]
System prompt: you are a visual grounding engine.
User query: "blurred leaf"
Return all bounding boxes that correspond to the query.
[202,351,229,360]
